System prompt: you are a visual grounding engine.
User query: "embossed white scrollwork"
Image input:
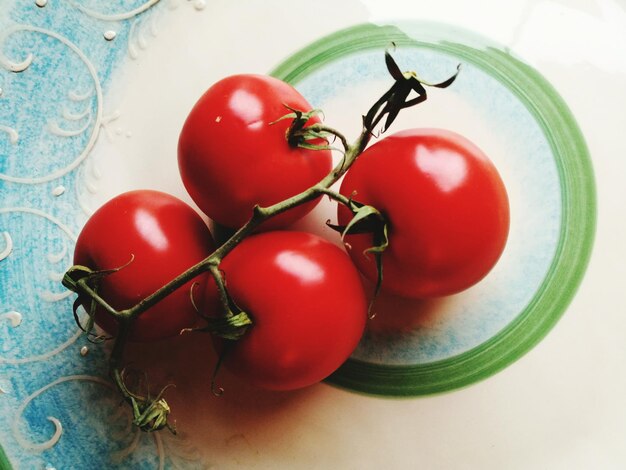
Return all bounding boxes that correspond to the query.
[0,311,23,327]
[43,240,72,294]
[46,239,68,264]
[0,207,76,242]
[39,290,73,302]
[0,231,13,260]
[0,2,211,468]
[1,233,24,331]
[0,27,33,72]
[68,89,93,102]
[52,185,66,197]
[0,124,18,144]
[47,270,65,283]
[0,208,75,303]
[12,375,114,452]
[0,26,103,184]
[0,328,83,366]
[64,0,199,61]
[62,106,91,122]
[47,113,93,138]
[99,109,121,141]
[75,151,105,216]
[103,30,118,42]
[67,0,163,22]
[111,429,142,465]
[128,17,147,59]
[191,0,207,11]
[126,5,167,60]
[14,374,173,466]
[154,433,166,470]
[64,0,207,24]
[0,208,80,365]
[48,90,95,137]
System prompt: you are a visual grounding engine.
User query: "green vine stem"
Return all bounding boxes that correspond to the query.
[110,322,176,433]
[62,50,460,433]
[65,128,368,323]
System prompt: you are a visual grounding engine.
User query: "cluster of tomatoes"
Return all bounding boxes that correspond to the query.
[71,73,510,392]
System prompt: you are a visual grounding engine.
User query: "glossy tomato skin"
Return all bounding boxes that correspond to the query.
[338,128,510,299]
[178,74,332,229]
[74,190,217,341]
[217,231,367,391]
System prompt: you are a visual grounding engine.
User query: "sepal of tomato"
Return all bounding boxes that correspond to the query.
[73,190,218,341]
[178,74,332,229]
[338,128,510,299]
[213,231,367,391]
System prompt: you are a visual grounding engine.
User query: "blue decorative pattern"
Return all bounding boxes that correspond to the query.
[0,1,205,468]
[0,2,586,467]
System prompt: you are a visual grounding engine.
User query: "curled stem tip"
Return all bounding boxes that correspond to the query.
[364,48,460,134]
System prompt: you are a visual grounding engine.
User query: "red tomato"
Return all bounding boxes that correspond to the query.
[73,190,217,341]
[338,128,510,298]
[178,74,332,229]
[216,231,367,390]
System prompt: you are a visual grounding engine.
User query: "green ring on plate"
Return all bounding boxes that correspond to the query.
[0,444,10,470]
[270,23,596,396]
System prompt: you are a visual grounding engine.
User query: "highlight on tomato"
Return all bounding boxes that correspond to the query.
[338,128,510,299]
[213,230,367,391]
[73,190,217,341]
[177,74,332,229]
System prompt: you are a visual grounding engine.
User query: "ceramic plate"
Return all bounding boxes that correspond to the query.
[1,1,624,469]
[271,22,595,395]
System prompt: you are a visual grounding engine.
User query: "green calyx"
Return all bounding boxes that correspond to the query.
[130,389,175,433]
[62,257,134,306]
[205,311,253,341]
[63,261,135,342]
[113,367,177,434]
[272,105,338,151]
[328,199,389,316]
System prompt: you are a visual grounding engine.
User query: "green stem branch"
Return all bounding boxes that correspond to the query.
[112,128,369,322]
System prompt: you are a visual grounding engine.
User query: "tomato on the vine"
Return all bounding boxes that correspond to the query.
[215,231,367,391]
[338,128,510,299]
[178,74,332,229]
[73,190,217,341]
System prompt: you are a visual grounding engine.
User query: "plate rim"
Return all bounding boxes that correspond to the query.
[270,22,597,396]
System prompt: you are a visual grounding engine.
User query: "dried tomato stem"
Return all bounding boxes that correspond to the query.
[109,321,141,402]
[109,322,148,405]
[110,321,176,433]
